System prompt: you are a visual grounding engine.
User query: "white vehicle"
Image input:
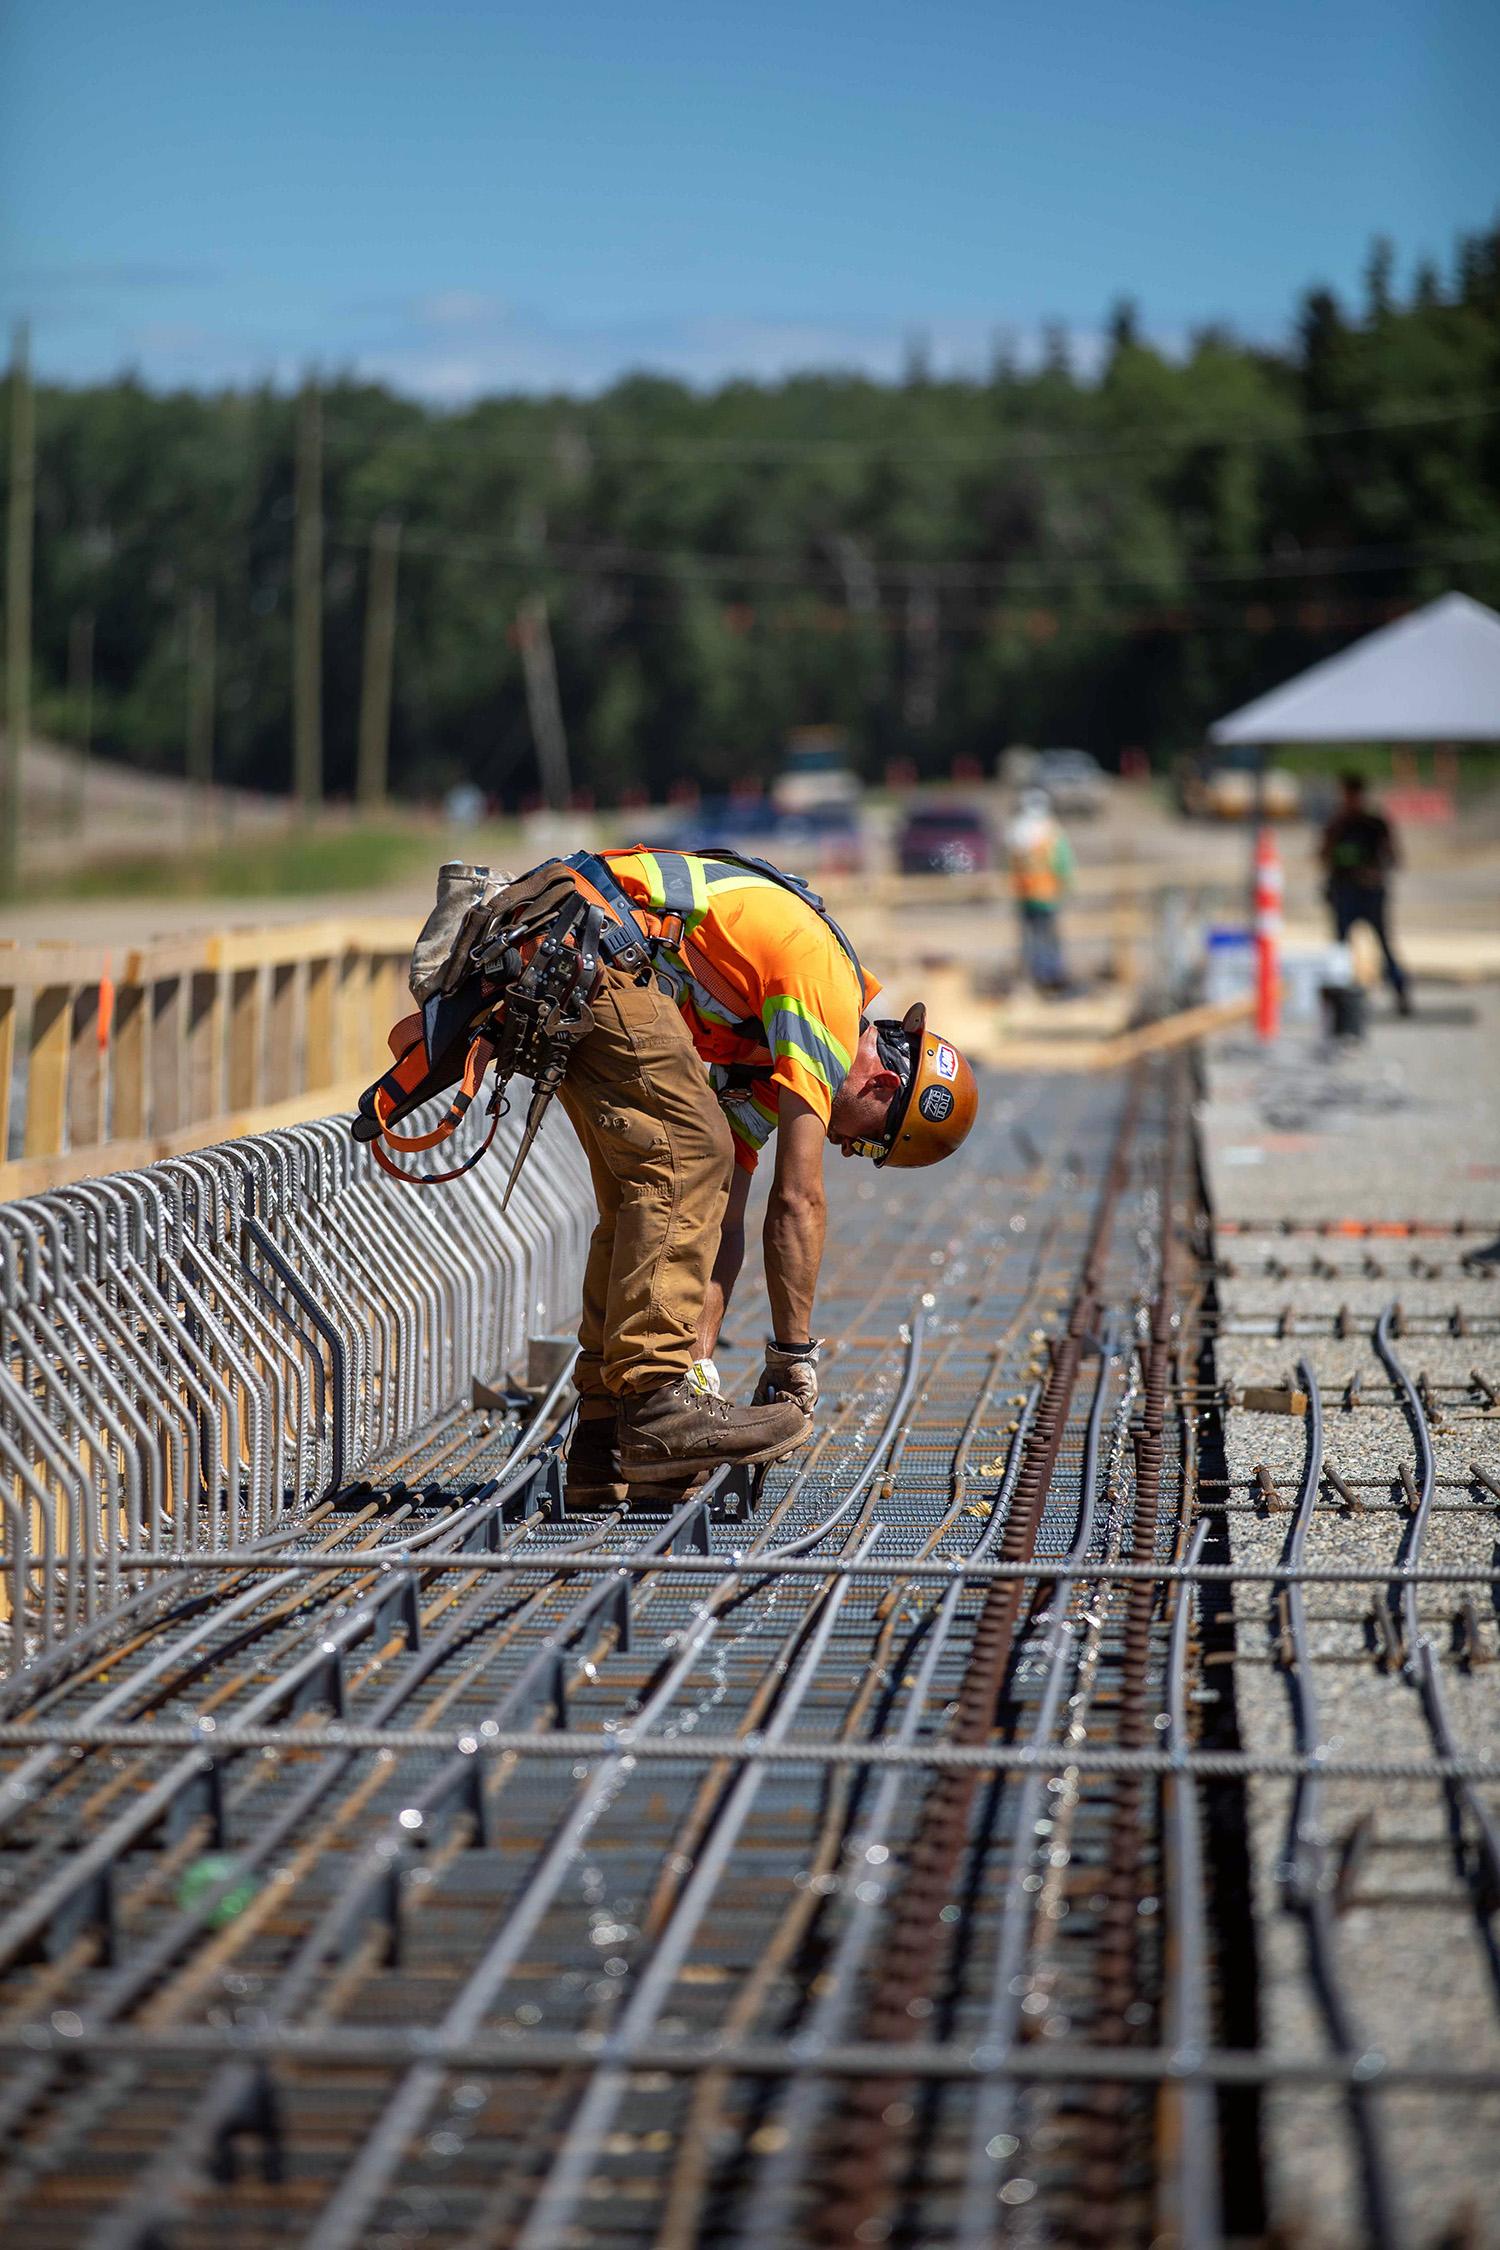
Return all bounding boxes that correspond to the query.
[774,727,859,812]
[1033,748,1109,817]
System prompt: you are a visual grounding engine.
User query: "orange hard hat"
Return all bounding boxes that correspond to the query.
[869,1003,978,1169]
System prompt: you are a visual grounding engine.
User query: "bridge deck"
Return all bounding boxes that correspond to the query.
[1,1053,1496,2246]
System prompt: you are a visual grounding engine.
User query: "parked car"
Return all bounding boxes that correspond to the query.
[773,799,865,876]
[655,795,782,853]
[1179,746,1301,821]
[1033,748,1109,817]
[774,727,859,811]
[895,801,994,875]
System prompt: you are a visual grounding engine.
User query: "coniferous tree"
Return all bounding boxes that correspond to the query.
[4,225,1497,798]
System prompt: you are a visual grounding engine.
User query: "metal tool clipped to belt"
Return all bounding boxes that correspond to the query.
[352,892,608,1205]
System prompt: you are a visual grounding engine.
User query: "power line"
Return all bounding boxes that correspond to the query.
[320,520,1500,595]
[508,588,1429,642]
[316,386,1500,465]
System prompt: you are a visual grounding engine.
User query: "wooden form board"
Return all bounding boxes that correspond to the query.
[986,993,1253,1074]
[0,920,411,1194]
[0,1074,377,1201]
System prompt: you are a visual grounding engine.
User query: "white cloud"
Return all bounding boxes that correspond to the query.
[24,289,1134,399]
[356,307,1115,399]
[412,290,511,331]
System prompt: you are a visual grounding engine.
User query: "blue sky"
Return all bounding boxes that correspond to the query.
[2,0,1496,398]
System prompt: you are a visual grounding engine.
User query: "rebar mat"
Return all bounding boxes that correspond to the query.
[1,1061,1497,2247]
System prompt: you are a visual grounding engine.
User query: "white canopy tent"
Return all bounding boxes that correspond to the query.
[1210,592,1500,745]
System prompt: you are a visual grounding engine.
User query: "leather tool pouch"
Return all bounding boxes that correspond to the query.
[352,868,609,1183]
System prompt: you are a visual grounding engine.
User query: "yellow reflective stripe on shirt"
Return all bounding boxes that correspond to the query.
[701,860,781,893]
[709,1068,779,1157]
[657,957,749,1034]
[761,993,852,1093]
[634,848,667,913]
[633,850,718,937]
[682,854,710,933]
[647,849,707,928]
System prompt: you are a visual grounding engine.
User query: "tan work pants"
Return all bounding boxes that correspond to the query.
[557,964,734,1406]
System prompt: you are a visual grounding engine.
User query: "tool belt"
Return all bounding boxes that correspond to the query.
[351,853,687,1199]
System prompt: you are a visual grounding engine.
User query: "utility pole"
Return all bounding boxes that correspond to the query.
[292,378,323,811]
[517,593,571,812]
[186,587,215,811]
[68,608,94,836]
[357,513,400,812]
[3,321,34,900]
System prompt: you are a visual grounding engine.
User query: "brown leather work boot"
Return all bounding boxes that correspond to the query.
[566,1414,716,1516]
[624,1463,712,1515]
[617,1377,808,1472]
[563,1412,628,1512]
[571,1421,712,1516]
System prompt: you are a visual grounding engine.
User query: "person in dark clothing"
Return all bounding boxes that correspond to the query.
[1320,772,1411,1013]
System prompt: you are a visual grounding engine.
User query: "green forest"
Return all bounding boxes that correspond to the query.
[10,224,1500,807]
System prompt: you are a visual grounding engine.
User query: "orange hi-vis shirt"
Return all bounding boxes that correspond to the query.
[600,847,883,1170]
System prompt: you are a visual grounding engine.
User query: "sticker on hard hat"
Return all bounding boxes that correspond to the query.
[919,1086,954,1123]
[935,1044,958,1081]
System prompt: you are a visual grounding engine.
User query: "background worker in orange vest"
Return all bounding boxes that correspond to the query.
[1005,788,1076,992]
[409,845,979,1510]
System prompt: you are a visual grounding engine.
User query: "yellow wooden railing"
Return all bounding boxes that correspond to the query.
[1,918,414,1199]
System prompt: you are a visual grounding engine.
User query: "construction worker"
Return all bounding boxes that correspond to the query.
[403,846,979,1509]
[1006,787,1075,992]
[1320,771,1412,1015]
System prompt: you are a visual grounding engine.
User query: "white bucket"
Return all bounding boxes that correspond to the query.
[1203,927,1254,1007]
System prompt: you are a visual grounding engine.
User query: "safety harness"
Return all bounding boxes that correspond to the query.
[352,845,870,1197]
[567,846,867,1036]
[353,882,614,1197]
[359,1016,502,1185]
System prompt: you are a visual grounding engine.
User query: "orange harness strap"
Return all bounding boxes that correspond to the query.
[369,1097,503,1185]
[373,1031,495,1151]
[365,1029,501,1181]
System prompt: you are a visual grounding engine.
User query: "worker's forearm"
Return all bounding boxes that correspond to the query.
[763,1185,825,1344]
[697,1223,745,1359]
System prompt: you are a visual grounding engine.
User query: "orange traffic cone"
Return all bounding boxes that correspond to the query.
[1254,827,1281,1042]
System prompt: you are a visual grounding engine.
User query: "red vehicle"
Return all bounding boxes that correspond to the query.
[895,802,994,875]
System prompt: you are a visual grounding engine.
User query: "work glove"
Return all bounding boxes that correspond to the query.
[752,1340,820,1415]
